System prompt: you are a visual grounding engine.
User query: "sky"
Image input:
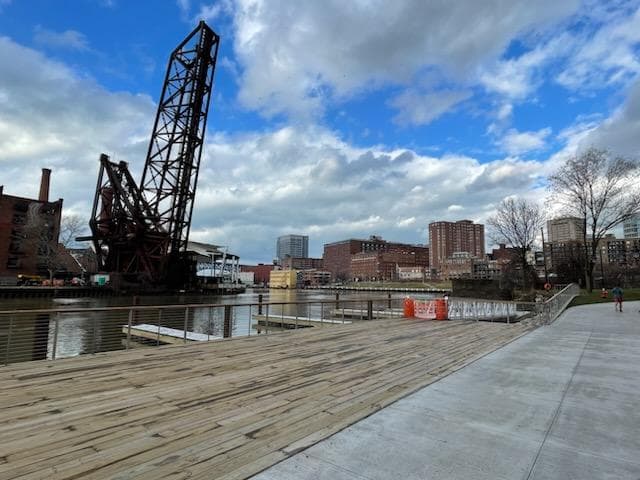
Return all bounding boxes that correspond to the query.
[1,0,639,264]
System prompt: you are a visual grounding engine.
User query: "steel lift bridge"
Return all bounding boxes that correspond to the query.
[84,22,220,290]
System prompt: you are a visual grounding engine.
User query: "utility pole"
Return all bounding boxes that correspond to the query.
[600,248,606,289]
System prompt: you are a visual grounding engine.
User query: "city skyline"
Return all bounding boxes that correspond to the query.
[1,2,639,263]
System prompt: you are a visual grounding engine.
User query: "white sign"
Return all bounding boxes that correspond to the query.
[414,300,436,319]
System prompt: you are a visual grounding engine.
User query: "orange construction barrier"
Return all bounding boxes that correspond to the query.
[434,298,448,321]
[403,297,415,318]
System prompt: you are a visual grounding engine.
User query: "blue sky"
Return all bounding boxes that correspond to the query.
[1,0,640,263]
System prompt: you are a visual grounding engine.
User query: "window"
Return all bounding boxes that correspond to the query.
[6,257,20,269]
[13,201,28,213]
[9,240,22,254]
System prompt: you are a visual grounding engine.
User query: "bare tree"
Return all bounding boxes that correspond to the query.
[548,147,640,292]
[22,205,63,281]
[59,214,88,247]
[487,198,544,289]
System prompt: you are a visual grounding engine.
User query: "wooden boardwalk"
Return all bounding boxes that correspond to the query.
[0,318,531,480]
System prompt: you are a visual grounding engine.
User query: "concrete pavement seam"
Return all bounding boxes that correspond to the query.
[524,330,594,480]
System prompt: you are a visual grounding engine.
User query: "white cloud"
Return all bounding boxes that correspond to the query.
[226,0,579,118]
[6,11,640,265]
[397,217,416,227]
[499,127,552,155]
[0,36,154,211]
[569,79,640,157]
[496,103,513,121]
[390,89,471,126]
[480,33,573,99]
[194,3,225,22]
[176,0,190,19]
[33,26,91,51]
[190,127,551,260]
[533,78,640,178]
[557,6,640,90]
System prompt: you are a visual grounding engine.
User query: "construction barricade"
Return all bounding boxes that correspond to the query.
[406,298,449,321]
[403,297,415,317]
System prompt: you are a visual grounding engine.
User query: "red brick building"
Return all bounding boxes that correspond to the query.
[323,235,429,281]
[489,243,517,262]
[428,220,485,275]
[351,247,429,281]
[280,256,323,270]
[240,264,275,285]
[0,169,63,282]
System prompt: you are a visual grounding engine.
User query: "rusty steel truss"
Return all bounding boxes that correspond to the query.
[87,21,220,288]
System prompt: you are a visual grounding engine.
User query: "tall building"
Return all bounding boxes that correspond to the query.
[623,215,640,239]
[428,220,484,274]
[0,169,63,282]
[547,217,584,243]
[276,234,308,262]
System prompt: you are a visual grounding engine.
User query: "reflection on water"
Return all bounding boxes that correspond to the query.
[0,289,436,364]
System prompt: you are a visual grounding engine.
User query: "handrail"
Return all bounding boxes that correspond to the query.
[0,296,404,365]
[0,285,581,366]
[0,296,406,316]
[539,282,580,324]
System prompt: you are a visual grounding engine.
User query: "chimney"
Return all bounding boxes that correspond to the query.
[39,168,51,202]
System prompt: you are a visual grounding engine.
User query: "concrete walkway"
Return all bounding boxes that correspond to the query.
[251,301,640,480]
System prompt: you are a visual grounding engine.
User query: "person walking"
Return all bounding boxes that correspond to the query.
[611,286,623,312]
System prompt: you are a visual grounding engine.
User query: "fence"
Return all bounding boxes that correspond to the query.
[0,285,580,366]
[0,296,404,365]
[447,283,579,325]
[446,297,526,323]
[535,283,580,324]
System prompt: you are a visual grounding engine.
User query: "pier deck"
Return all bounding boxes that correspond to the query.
[0,318,531,480]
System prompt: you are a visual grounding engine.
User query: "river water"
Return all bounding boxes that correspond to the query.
[0,289,438,364]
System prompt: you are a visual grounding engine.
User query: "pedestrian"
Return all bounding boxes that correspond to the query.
[611,285,623,312]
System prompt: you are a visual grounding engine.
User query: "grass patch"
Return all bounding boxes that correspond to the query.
[569,288,640,307]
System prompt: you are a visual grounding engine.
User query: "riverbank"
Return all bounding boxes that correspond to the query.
[312,281,451,294]
[569,288,640,307]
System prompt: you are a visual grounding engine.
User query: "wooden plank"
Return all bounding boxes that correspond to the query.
[0,319,533,480]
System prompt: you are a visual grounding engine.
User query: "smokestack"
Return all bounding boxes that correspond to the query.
[39,168,51,202]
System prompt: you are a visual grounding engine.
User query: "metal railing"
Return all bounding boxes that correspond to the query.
[447,297,531,323]
[0,296,404,366]
[447,283,579,325]
[0,285,580,366]
[534,283,580,325]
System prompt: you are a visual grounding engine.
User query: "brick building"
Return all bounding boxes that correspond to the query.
[440,252,502,280]
[300,269,332,286]
[280,256,323,270]
[428,220,484,275]
[351,247,430,281]
[240,264,275,285]
[489,244,517,263]
[0,169,63,282]
[323,235,429,281]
